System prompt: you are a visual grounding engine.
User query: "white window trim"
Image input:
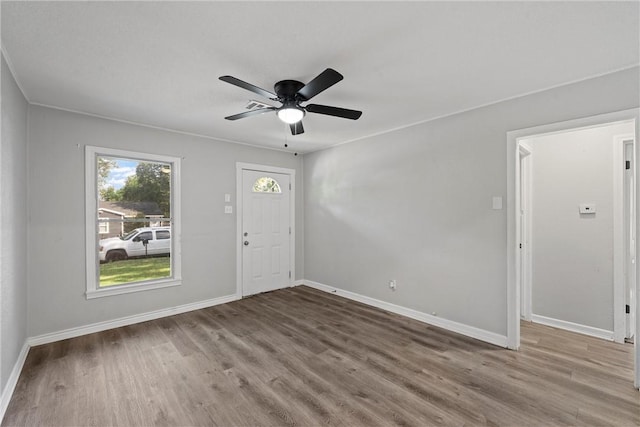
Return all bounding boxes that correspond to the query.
[85,146,182,299]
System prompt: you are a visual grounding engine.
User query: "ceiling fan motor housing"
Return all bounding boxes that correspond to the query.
[274,80,306,101]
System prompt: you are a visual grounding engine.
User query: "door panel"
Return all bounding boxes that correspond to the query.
[242,170,291,296]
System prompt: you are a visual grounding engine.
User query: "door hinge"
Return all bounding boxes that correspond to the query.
[289,226,291,235]
[289,271,291,279]
[626,304,630,314]
[626,160,631,170]
[289,183,291,190]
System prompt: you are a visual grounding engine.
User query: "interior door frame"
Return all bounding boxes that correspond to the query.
[614,134,636,343]
[519,143,533,322]
[506,108,640,389]
[236,162,296,298]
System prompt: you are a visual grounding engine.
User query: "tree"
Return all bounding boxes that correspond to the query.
[119,162,171,218]
[100,186,121,201]
[98,158,116,190]
[98,158,118,200]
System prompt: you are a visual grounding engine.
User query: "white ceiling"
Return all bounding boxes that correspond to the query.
[2,1,638,153]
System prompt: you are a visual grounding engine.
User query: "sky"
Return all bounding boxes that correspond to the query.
[106,159,138,190]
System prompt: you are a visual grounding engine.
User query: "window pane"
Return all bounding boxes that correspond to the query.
[97,156,172,287]
[253,176,282,193]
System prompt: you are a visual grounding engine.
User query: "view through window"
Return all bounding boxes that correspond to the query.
[97,156,172,287]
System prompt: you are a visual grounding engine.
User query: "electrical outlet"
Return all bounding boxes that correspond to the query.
[389,279,397,291]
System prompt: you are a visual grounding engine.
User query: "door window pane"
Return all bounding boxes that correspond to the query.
[253,176,282,193]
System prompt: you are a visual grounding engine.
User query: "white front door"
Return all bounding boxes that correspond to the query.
[241,169,291,296]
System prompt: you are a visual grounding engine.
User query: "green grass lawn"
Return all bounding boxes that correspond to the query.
[100,257,171,287]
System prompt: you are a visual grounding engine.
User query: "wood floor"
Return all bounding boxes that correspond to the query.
[3,286,638,426]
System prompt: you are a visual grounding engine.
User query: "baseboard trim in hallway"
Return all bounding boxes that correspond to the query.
[530,313,615,341]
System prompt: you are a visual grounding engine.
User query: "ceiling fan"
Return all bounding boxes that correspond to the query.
[219,68,362,135]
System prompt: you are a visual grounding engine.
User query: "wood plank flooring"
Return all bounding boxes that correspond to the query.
[3,286,638,426]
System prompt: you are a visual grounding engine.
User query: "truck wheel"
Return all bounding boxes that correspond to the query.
[106,250,127,262]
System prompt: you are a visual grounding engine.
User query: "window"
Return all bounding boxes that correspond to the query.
[253,176,282,193]
[85,146,181,299]
[98,221,109,234]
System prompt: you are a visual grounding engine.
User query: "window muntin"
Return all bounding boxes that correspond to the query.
[86,146,181,298]
[253,176,282,193]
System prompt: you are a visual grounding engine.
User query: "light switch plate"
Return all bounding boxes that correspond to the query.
[224,205,233,214]
[492,196,503,210]
[224,193,231,202]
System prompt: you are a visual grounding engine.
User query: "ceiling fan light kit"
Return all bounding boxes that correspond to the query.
[277,107,304,124]
[220,68,362,135]
[276,97,305,124]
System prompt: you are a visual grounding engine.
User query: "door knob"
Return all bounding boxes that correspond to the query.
[244,241,249,246]
[244,232,248,236]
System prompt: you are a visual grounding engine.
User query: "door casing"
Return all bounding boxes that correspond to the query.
[519,144,532,322]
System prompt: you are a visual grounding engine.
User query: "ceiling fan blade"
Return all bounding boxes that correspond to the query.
[224,108,275,121]
[297,68,343,101]
[290,121,304,135]
[305,104,362,120]
[219,76,278,100]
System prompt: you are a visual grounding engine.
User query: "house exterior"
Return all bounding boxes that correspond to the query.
[98,201,164,239]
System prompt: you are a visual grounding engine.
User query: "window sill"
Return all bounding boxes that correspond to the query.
[86,278,182,299]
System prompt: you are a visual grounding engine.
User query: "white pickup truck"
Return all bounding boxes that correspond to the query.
[99,227,171,262]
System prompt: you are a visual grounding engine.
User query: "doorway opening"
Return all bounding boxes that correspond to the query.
[506,108,640,389]
[519,121,635,341]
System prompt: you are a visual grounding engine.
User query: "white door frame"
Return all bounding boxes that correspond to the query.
[519,144,533,322]
[614,134,636,343]
[236,162,296,298]
[506,108,640,389]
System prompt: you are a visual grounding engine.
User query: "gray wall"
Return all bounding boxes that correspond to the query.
[304,67,639,336]
[1,54,28,392]
[529,122,634,331]
[27,105,303,337]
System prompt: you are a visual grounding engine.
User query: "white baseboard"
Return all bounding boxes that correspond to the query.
[293,280,305,287]
[302,280,508,348]
[531,314,614,341]
[0,342,29,423]
[28,293,240,347]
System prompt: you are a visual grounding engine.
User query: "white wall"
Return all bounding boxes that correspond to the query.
[304,67,639,337]
[27,105,303,337]
[528,122,634,331]
[0,54,28,394]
